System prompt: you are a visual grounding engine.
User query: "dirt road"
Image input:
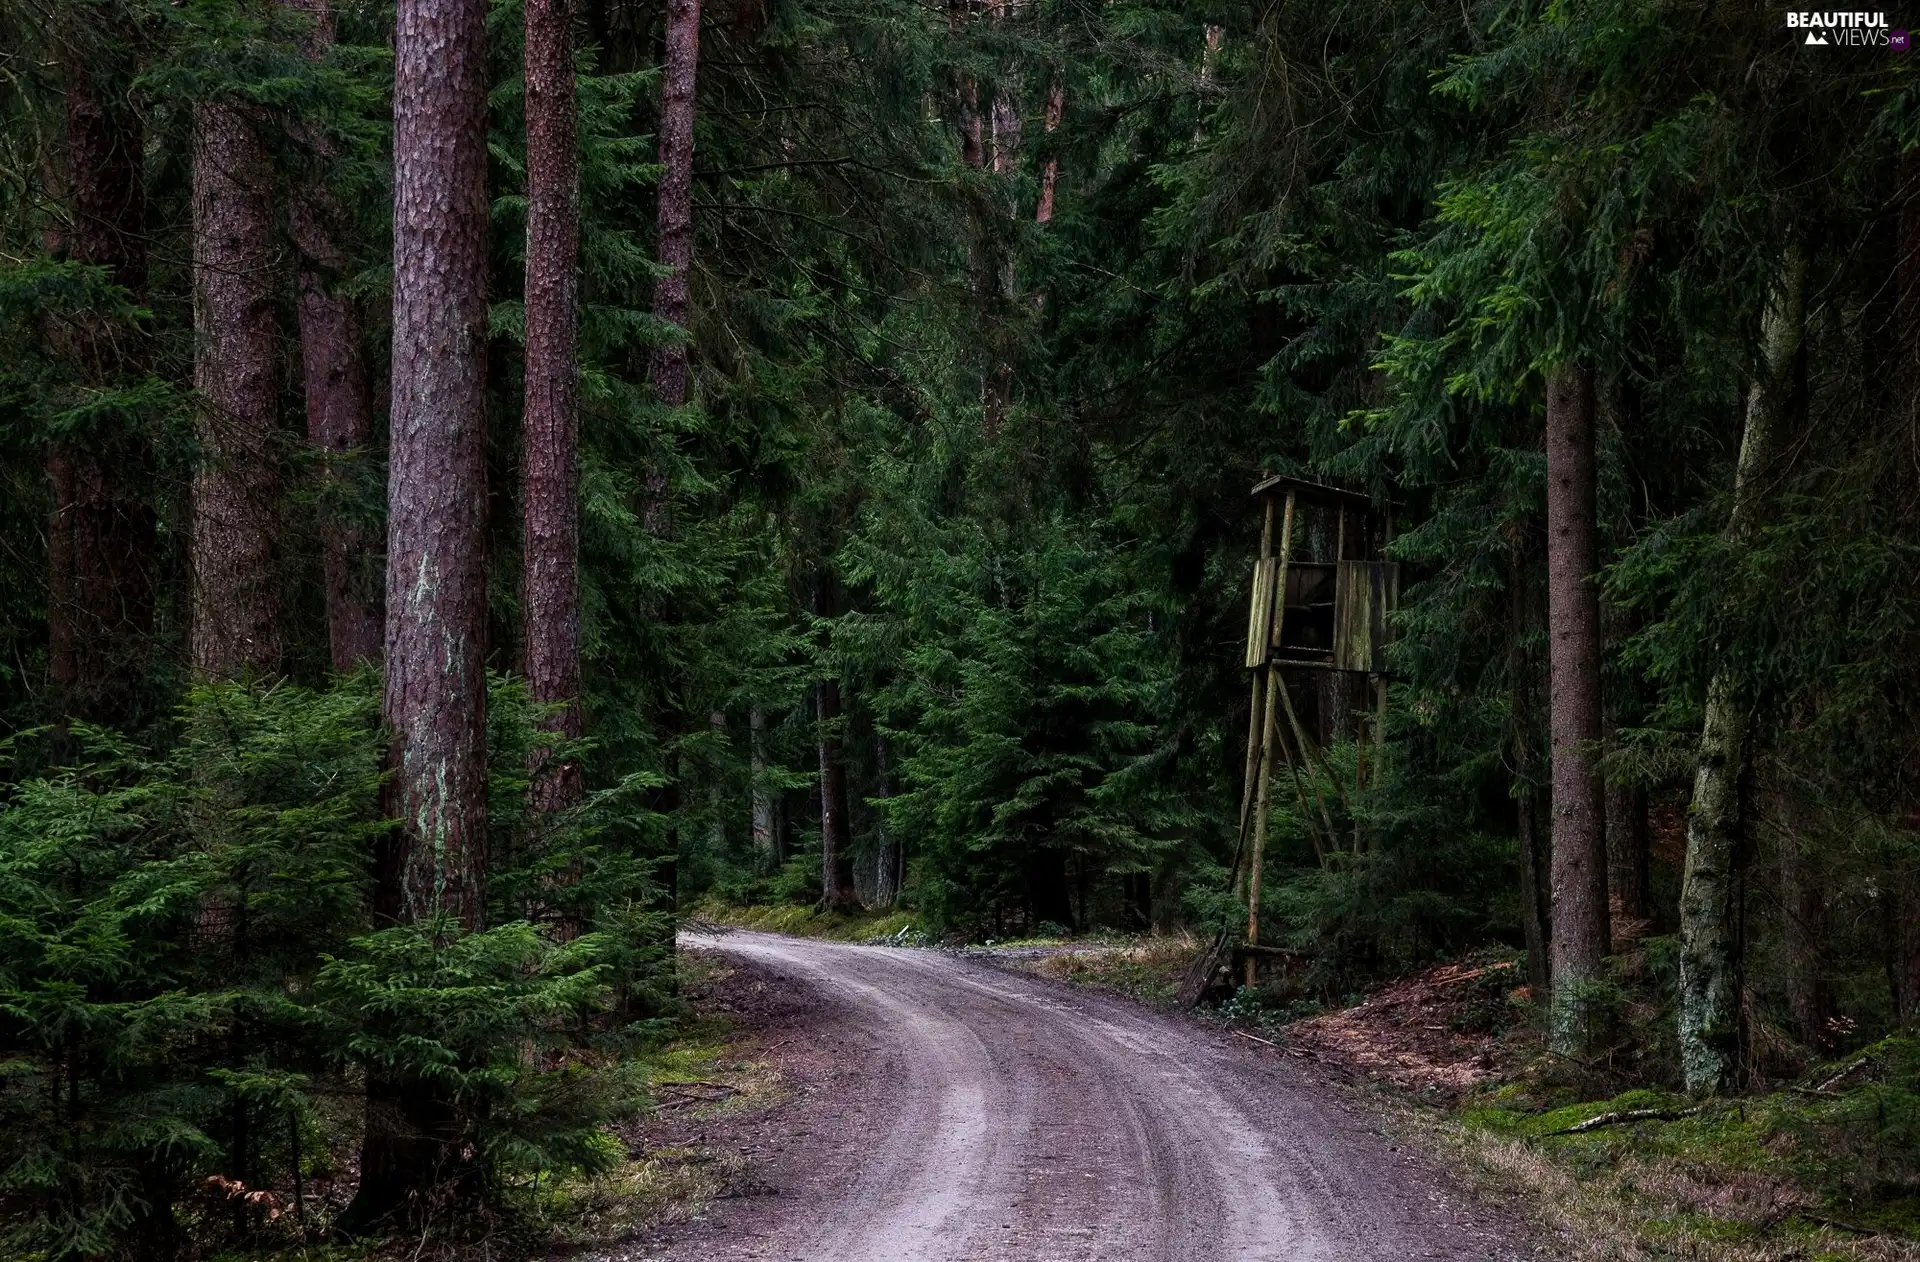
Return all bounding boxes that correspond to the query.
[638,931,1539,1262]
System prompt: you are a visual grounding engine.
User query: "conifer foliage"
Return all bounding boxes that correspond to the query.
[2,0,1920,1249]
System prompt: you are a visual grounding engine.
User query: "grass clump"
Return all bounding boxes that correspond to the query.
[989,935,1202,1008]
[689,898,920,942]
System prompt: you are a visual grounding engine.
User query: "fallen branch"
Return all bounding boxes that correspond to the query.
[1543,1104,1702,1136]
[1793,1212,1880,1237]
[1233,1029,1280,1049]
[1813,1050,1877,1094]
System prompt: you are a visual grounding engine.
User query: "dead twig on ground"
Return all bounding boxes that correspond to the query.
[1812,1050,1878,1094]
[1792,1211,1881,1237]
[1542,1105,1703,1136]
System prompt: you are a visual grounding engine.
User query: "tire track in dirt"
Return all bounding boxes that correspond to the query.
[634,932,1538,1262]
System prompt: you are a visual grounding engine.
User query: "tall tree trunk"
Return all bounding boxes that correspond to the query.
[640,0,695,879]
[873,732,896,907]
[1035,85,1063,224]
[1517,772,1551,998]
[1894,153,1920,1029]
[1545,362,1609,1050]
[816,680,857,910]
[1893,887,1920,1024]
[48,31,156,726]
[1509,536,1552,997]
[750,706,777,868]
[707,710,728,852]
[990,90,1019,178]
[523,0,583,812]
[1606,781,1650,923]
[288,0,383,672]
[958,77,984,170]
[190,101,282,679]
[384,0,491,929]
[347,0,491,1226]
[648,0,701,407]
[1768,772,1830,1052]
[1679,243,1806,1094]
[1193,23,1222,142]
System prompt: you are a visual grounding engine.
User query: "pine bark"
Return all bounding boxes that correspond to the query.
[288,0,383,672]
[523,0,583,812]
[48,34,156,726]
[347,0,491,1225]
[383,0,491,930]
[1545,362,1609,1050]
[816,680,858,910]
[648,0,702,407]
[190,100,283,679]
[1679,244,1806,1094]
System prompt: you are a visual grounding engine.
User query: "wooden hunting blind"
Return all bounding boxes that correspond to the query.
[1179,476,1400,1005]
[1243,475,1397,675]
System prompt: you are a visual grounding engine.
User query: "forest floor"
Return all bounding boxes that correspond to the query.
[594,928,1544,1261]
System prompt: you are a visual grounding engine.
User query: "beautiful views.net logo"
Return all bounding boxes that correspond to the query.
[1785,11,1905,46]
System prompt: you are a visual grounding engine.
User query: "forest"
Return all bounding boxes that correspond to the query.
[1,0,1918,1252]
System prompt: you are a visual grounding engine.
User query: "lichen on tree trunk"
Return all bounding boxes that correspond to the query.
[347,0,492,1225]
[1679,243,1806,1095]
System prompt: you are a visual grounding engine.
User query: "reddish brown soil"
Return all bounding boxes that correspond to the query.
[1282,959,1532,1096]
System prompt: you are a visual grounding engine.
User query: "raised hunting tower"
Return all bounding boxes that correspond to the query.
[1180,476,1400,1004]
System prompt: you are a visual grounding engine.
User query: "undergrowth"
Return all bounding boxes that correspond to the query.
[1431,1038,1920,1258]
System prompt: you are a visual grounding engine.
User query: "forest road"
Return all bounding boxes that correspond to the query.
[638,931,1540,1262]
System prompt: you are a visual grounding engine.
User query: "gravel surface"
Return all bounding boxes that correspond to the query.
[627,930,1543,1262]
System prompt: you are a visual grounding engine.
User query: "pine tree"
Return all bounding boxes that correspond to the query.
[47,12,156,725]
[1545,362,1609,1045]
[190,97,282,679]
[288,0,383,672]
[648,0,701,408]
[1679,244,1807,1095]
[350,0,493,1222]
[522,0,583,813]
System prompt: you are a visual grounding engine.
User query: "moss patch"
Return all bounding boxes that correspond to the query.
[1419,1042,1920,1259]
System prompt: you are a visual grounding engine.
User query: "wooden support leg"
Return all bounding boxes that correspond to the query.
[1232,670,1263,900]
[1247,663,1281,988]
